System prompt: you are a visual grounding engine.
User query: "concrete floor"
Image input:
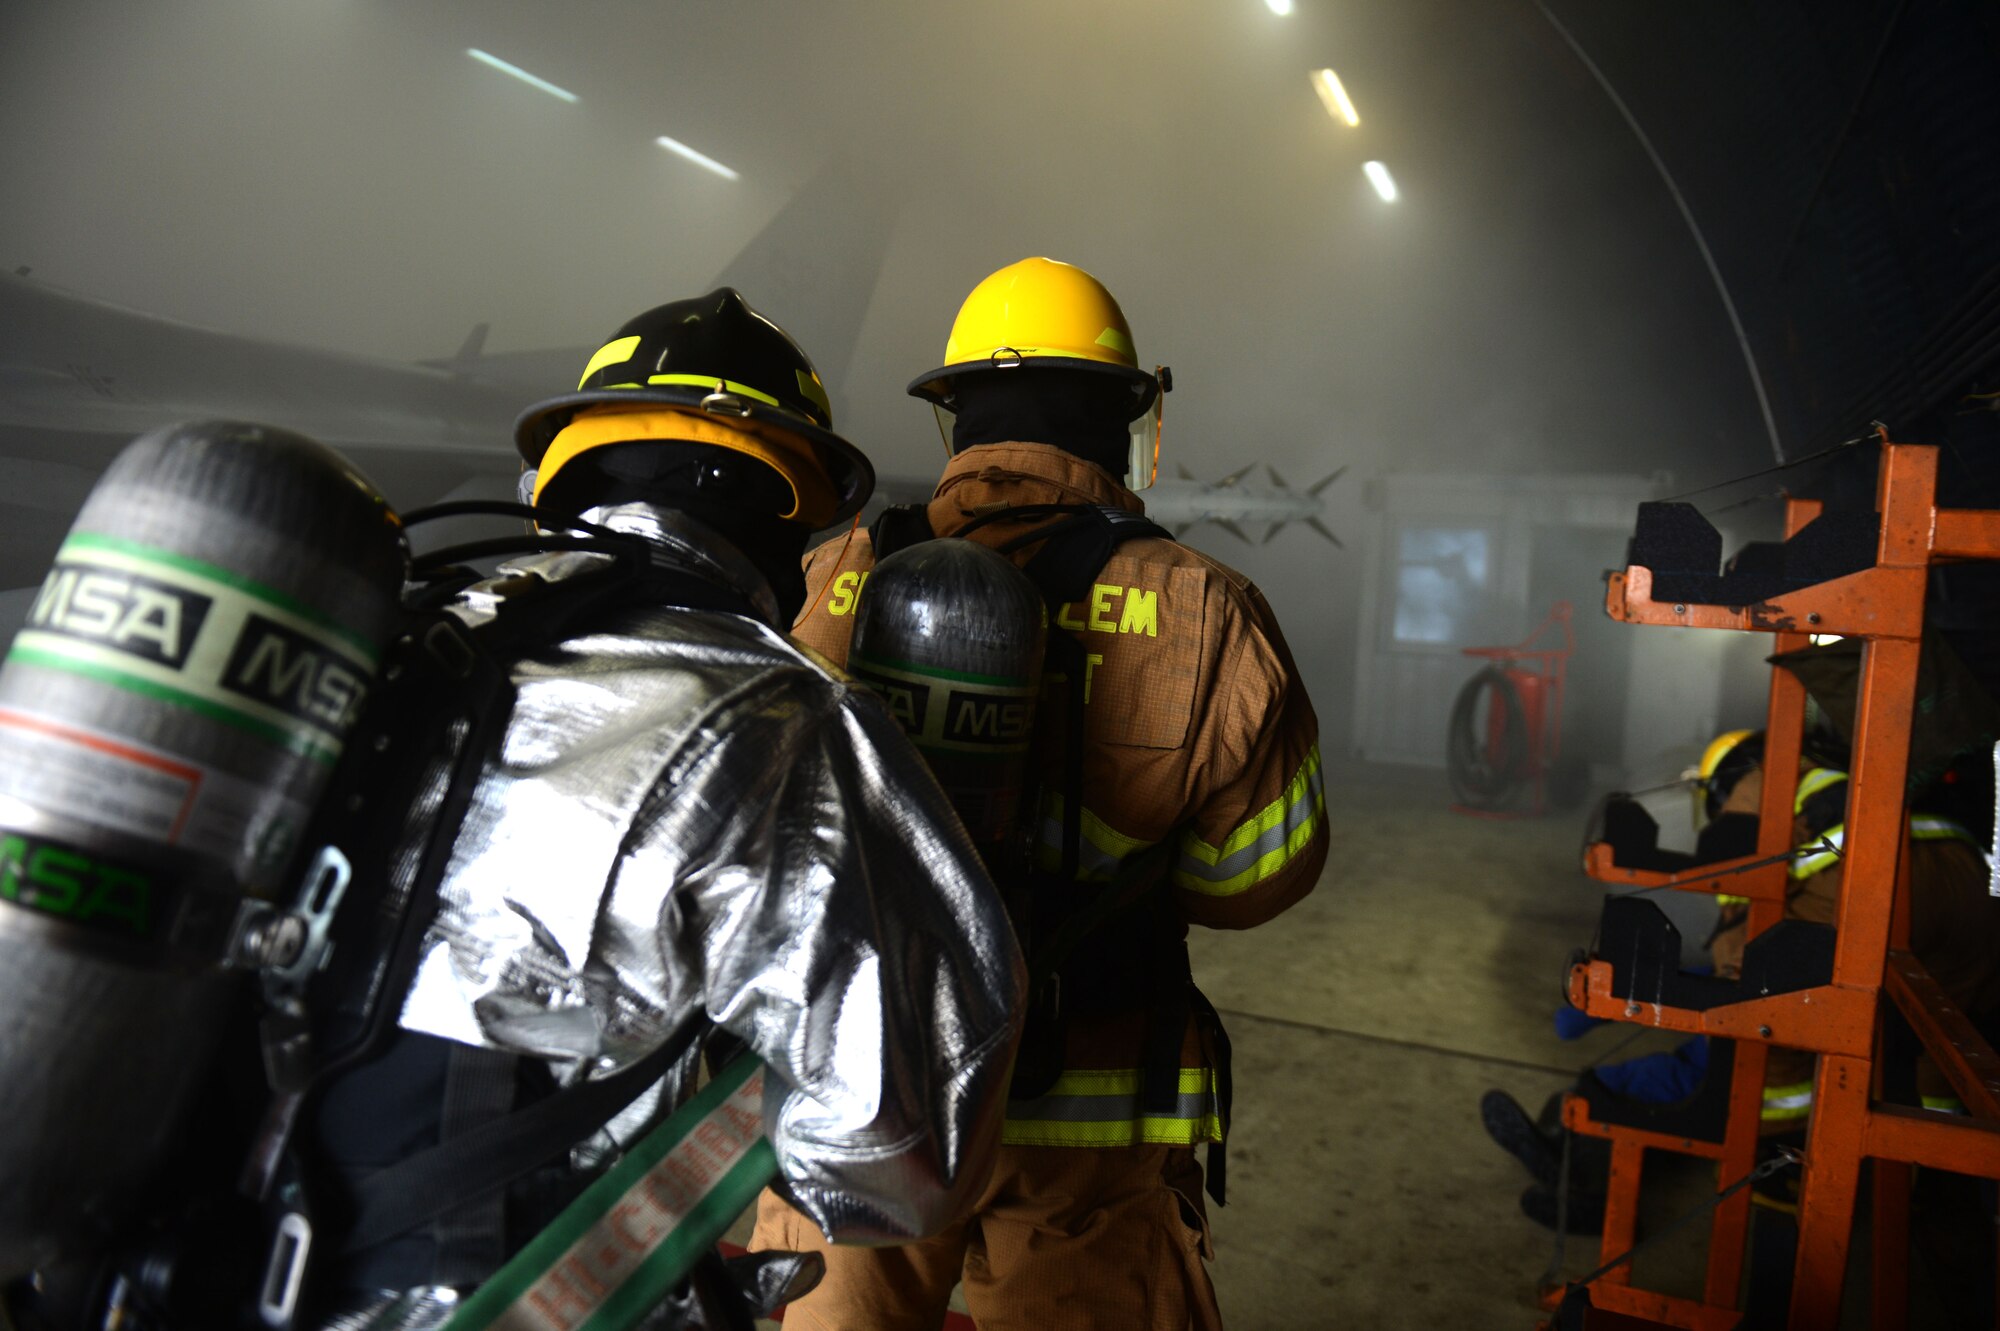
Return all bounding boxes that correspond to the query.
[735,759,1989,1327]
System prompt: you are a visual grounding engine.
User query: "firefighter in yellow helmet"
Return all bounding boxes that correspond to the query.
[1703,737,2000,1131]
[753,258,1328,1328]
[1691,729,1760,827]
[1488,727,2000,1231]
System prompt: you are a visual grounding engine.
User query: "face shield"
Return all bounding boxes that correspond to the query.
[1125,365,1171,491]
[1684,765,1713,832]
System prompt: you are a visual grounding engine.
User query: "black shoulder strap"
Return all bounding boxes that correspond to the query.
[337,1015,702,1255]
[972,505,1171,880]
[429,1044,519,1284]
[868,503,935,560]
[949,504,1229,1202]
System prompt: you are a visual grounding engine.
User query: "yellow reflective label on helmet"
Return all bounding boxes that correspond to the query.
[1094,327,1134,357]
[795,369,831,421]
[578,336,643,390]
[645,374,783,409]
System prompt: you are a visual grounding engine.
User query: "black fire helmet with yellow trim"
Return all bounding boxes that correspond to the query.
[515,289,873,529]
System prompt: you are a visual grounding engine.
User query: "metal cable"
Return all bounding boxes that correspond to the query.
[1528,0,1785,463]
[1663,427,1876,503]
[1614,834,1840,904]
[1540,1117,1576,1289]
[1565,1148,1801,1293]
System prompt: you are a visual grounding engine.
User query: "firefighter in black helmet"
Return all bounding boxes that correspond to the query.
[516,288,874,619]
[285,291,1021,1330]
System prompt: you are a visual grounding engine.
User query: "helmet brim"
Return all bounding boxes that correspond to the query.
[906,356,1160,418]
[515,386,875,527]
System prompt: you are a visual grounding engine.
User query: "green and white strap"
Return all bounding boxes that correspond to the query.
[442,1055,778,1331]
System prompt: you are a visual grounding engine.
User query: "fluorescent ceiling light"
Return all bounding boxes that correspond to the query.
[466,48,578,104]
[1364,160,1399,202]
[656,135,740,181]
[1311,68,1360,126]
[1265,0,1294,13]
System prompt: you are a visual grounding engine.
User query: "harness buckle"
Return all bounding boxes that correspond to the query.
[257,1210,313,1328]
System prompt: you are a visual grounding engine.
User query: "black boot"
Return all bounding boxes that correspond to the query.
[1519,1180,1607,1234]
[1480,1089,1564,1188]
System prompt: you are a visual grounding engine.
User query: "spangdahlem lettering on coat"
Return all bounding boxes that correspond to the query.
[823,569,872,616]
[826,570,1160,638]
[1056,583,1158,637]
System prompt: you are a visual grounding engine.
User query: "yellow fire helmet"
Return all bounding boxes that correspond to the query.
[906,257,1172,489]
[1690,728,1762,828]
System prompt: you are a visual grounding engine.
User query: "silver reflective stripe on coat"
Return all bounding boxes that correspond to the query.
[1174,746,1326,897]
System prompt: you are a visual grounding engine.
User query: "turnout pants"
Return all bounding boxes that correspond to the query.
[750,1142,1222,1331]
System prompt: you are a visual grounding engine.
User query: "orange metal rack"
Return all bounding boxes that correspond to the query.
[1552,441,2000,1330]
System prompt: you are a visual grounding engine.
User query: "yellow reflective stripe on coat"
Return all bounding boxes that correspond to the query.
[1762,1081,1814,1121]
[1790,825,1845,880]
[1791,816,1987,881]
[1793,767,1848,815]
[1910,815,1990,864]
[1174,746,1326,896]
[1031,793,1158,882]
[1003,1067,1223,1148]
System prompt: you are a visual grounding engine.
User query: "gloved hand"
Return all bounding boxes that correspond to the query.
[727,1248,824,1317]
[644,1248,825,1329]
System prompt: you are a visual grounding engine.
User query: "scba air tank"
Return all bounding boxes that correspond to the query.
[849,539,1047,857]
[0,421,406,1277]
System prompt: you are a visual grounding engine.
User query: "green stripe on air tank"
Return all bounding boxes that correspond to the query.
[6,643,338,765]
[847,651,1031,688]
[63,532,381,664]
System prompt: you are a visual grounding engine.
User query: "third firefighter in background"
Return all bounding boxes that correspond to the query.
[755,257,1328,1330]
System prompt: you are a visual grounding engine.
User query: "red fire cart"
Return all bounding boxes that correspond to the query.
[1446,600,1577,817]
